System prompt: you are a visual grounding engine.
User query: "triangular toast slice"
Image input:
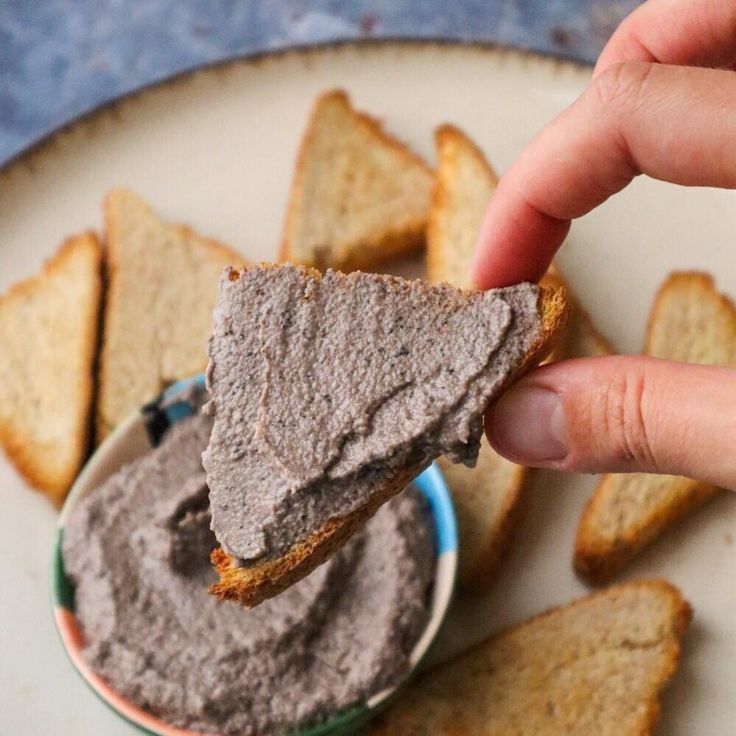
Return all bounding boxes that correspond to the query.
[280,89,433,271]
[575,273,736,584]
[368,580,691,736]
[428,124,611,590]
[97,189,244,440]
[0,233,102,503]
[204,264,567,606]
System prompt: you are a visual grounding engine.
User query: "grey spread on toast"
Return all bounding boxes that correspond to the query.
[203,264,542,564]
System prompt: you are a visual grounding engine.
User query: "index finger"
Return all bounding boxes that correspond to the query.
[471,63,736,289]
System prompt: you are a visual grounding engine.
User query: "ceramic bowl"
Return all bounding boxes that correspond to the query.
[52,375,458,736]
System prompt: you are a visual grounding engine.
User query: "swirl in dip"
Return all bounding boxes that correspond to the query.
[62,410,434,735]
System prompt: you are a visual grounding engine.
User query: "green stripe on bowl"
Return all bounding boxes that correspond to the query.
[296,704,370,736]
[52,528,75,610]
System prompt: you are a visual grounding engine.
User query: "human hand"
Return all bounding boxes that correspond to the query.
[473,0,736,490]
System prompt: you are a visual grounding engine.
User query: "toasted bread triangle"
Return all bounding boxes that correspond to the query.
[367,580,691,736]
[209,277,567,607]
[280,89,433,271]
[97,189,245,440]
[428,124,611,590]
[575,272,736,584]
[0,233,102,503]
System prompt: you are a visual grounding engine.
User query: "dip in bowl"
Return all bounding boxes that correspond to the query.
[52,375,457,736]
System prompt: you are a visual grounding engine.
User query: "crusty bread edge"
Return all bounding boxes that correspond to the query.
[541,267,613,363]
[279,89,433,271]
[644,270,736,355]
[0,232,103,504]
[96,188,245,442]
[211,462,425,606]
[210,273,569,606]
[515,579,692,736]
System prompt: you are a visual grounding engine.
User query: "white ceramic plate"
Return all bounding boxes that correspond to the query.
[1,42,735,736]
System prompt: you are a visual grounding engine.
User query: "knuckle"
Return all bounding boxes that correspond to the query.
[590,61,654,113]
[599,364,657,468]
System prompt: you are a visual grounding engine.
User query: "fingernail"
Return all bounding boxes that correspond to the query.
[489,385,568,462]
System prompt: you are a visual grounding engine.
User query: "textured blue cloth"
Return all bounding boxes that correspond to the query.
[0,0,639,166]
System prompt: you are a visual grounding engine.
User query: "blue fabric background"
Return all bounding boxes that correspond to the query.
[0,1,640,166]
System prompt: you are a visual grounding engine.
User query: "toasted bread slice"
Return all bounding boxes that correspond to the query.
[208,267,568,607]
[97,189,244,440]
[0,233,102,504]
[368,580,691,736]
[211,461,422,606]
[427,125,611,590]
[280,89,433,271]
[575,272,736,584]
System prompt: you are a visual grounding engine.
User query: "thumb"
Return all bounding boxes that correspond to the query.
[486,356,736,491]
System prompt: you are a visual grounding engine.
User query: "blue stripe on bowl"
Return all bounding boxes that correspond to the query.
[414,463,458,555]
[160,374,207,423]
[142,374,207,446]
[161,373,206,401]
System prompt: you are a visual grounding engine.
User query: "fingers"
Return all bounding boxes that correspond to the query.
[471,62,736,288]
[472,0,736,289]
[485,356,736,490]
[595,0,736,76]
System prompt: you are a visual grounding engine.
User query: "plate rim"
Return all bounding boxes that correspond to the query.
[0,37,591,176]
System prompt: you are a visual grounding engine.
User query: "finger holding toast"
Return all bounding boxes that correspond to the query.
[473,0,736,490]
[471,63,736,289]
[472,0,736,289]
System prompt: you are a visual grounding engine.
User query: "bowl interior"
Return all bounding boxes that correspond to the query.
[52,375,458,736]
